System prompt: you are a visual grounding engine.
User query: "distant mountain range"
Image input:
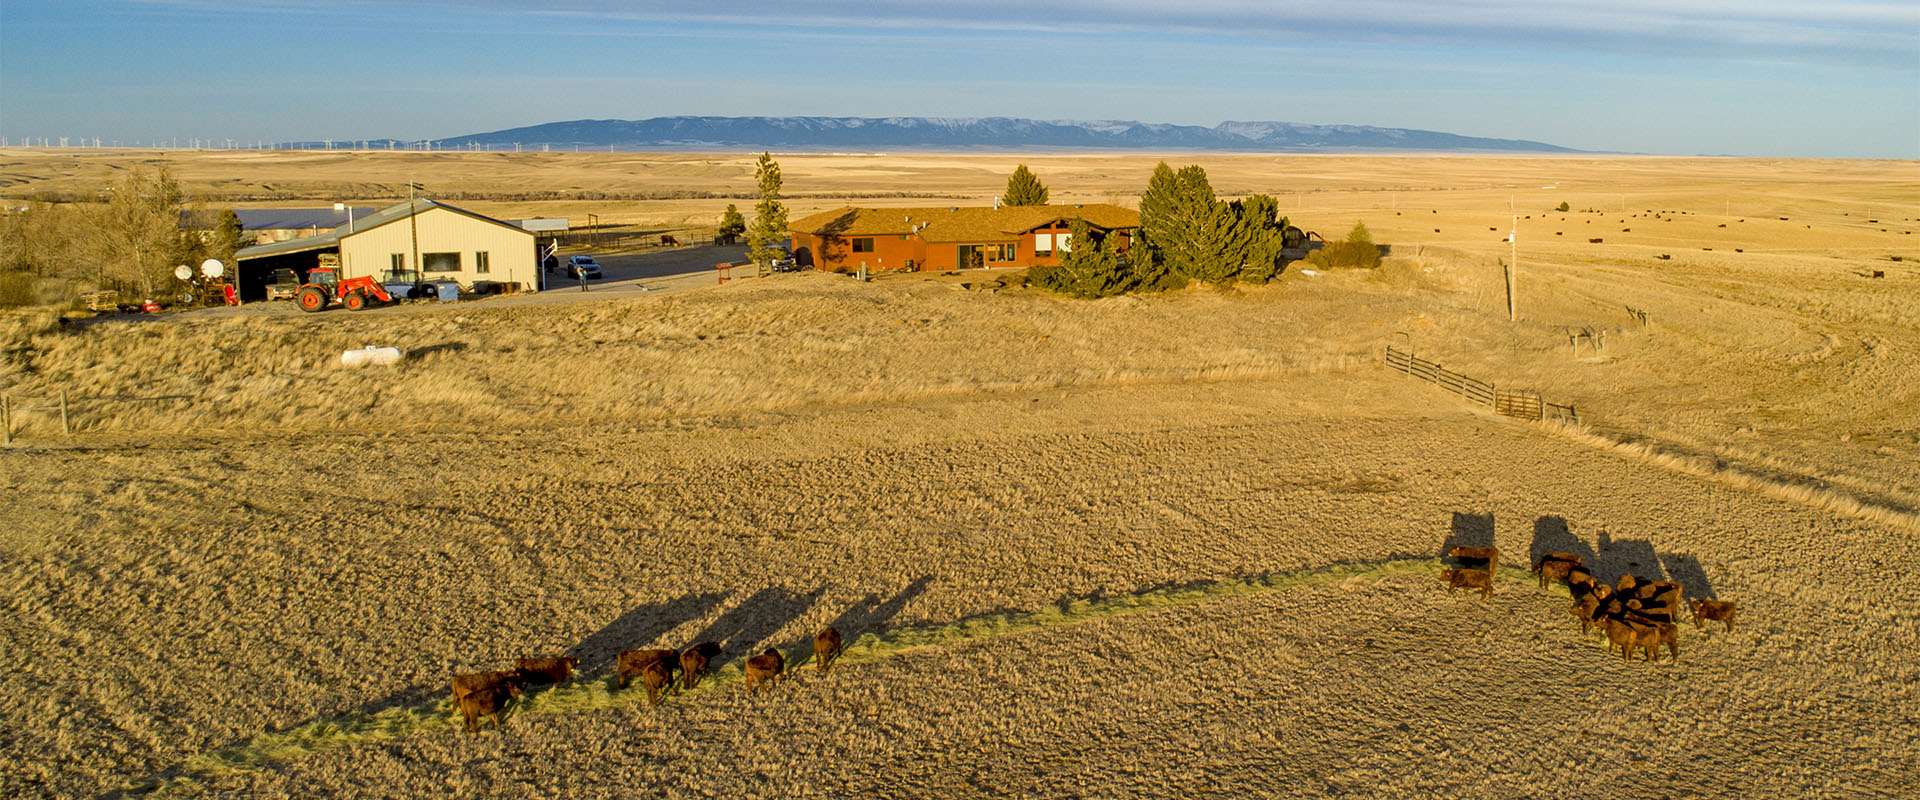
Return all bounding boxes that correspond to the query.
[355,117,1577,153]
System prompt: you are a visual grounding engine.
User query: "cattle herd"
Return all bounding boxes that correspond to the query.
[448,626,846,733]
[1441,545,1740,664]
[444,550,1742,734]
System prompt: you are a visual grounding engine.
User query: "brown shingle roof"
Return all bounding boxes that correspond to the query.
[791,203,1137,244]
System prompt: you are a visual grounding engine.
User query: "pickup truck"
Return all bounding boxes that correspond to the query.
[264,268,301,301]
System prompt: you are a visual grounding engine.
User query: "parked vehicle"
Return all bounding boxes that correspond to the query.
[264,269,301,301]
[567,255,603,279]
[295,266,396,312]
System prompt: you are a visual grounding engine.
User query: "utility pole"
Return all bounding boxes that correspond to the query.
[1505,215,1518,322]
[408,181,423,283]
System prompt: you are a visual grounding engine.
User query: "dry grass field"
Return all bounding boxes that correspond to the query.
[2,151,1917,798]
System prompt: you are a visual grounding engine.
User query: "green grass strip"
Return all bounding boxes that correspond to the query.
[132,556,1548,796]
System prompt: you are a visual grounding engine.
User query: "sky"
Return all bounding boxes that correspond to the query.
[1,1,1916,157]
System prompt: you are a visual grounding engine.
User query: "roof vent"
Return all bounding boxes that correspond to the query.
[904,214,911,222]
[1075,203,1083,208]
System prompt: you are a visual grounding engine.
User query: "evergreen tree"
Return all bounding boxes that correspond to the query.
[1032,218,1133,298]
[718,203,746,243]
[1227,194,1286,283]
[212,209,246,263]
[745,153,789,267]
[1348,220,1373,243]
[1003,164,1049,206]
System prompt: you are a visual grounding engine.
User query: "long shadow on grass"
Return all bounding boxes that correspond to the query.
[823,575,933,644]
[568,591,733,676]
[688,586,822,660]
[1527,514,1716,599]
[1443,511,1496,557]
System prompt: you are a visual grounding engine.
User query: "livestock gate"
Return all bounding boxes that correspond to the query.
[1383,346,1577,423]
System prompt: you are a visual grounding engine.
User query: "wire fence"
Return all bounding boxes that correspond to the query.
[1384,346,1578,423]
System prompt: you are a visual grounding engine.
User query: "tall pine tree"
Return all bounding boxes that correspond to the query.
[1003,164,1049,206]
[745,153,788,267]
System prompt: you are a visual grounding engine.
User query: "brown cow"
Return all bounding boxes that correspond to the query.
[1569,595,1606,634]
[617,648,680,690]
[814,626,844,675]
[1691,599,1738,632]
[745,648,785,693]
[679,641,722,691]
[1533,552,1582,590]
[459,682,523,733]
[660,234,680,247]
[515,656,579,686]
[640,660,673,707]
[1439,567,1493,599]
[1449,545,1499,574]
[1603,616,1659,663]
[451,670,519,703]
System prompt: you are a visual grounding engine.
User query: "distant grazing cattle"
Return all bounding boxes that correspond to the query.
[451,670,520,703]
[617,648,680,690]
[1691,599,1739,632]
[814,626,844,674]
[745,648,786,693]
[1449,545,1499,574]
[680,642,723,691]
[1533,553,1582,590]
[1439,567,1494,599]
[515,656,578,686]
[660,234,679,247]
[459,682,523,733]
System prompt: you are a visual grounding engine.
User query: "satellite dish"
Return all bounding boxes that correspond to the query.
[200,258,225,278]
[174,264,193,281]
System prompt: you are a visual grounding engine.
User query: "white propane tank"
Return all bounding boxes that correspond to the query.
[340,345,404,367]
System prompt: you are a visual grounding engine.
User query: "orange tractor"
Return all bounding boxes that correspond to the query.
[295,267,395,312]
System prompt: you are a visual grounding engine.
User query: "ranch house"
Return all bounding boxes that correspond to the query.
[787,203,1140,273]
[232,199,540,300]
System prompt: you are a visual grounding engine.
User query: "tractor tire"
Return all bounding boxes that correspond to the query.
[344,292,368,311]
[296,287,328,312]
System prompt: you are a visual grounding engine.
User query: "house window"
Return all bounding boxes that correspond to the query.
[852,237,875,253]
[1056,233,1072,253]
[423,252,460,273]
[1034,233,1053,257]
[991,244,1015,261]
[390,253,406,271]
[475,251,490,274]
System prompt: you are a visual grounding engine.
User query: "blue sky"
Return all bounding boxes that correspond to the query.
[2,1,1916,157]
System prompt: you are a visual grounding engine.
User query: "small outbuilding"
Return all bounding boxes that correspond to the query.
[232,199,539,300]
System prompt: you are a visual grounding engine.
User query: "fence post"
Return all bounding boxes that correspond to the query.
[60,390,71,435]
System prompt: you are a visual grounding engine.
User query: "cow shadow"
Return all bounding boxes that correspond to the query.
[1660,552,1717,600]
[824,575,934,642]
[1529,515,1597,571]
[1594,530,1667,583]
[566,590,732,677]
[688,586,823,660]
[1441,511,1496,558]
[1524,513,1716,599]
